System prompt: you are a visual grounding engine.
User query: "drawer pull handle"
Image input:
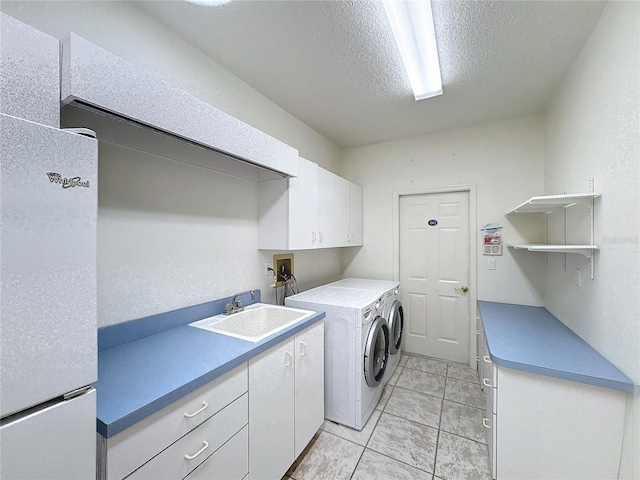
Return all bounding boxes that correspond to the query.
[184,402,208,418]
[483,378,492,388]
[300,342,307,356]
[483,355,492,363]
[476,330,482,335]
[483,418,491,429]
[184,441,209,460]
[285,351,293,367]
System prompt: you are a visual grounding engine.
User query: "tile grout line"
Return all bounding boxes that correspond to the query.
[378,409,441,431]
[295,355,486,480]
[362,360,440,478]
[349,361,401,480]
[432,363,448,480]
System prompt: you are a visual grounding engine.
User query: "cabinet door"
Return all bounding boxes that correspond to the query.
[249,339,295,480]
[294,322,325,458]
[317,168,350,248]
[349,182,363,246]
[289,158,319,249]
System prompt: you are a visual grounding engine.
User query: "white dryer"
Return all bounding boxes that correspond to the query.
[285,286,389,430]
[328,279,404,384]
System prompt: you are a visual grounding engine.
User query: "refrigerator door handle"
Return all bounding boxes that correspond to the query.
[63,386,93,401]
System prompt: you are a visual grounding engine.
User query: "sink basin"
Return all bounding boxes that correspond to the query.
[189,303,315,343]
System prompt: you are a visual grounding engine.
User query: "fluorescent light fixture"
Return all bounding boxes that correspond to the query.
[383,0,443,101]
[186,0,234,6]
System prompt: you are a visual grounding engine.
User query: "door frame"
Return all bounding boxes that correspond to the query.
[392,184,477,368]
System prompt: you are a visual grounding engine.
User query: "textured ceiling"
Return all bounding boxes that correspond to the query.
[138,0,606,149]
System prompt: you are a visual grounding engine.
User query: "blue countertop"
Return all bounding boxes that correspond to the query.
[95,293,325,438]
[477,301,635,393]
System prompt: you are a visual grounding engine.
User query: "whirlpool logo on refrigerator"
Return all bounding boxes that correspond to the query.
[46,172,90,189]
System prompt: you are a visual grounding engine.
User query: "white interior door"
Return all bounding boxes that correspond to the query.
[399,191,470,363]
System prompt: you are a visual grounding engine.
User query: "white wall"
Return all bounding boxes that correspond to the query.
[0,2,344,326]
[340,115,546,306]
[543,2,640,477]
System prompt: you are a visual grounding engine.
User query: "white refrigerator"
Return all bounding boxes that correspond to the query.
[0,113,98,479]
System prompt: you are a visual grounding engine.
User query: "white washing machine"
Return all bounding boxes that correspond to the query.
[328,279,404,384]
[285,286,389,430]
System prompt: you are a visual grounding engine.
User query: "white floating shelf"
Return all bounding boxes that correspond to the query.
[508,193,601,214]
[508,244,598,258]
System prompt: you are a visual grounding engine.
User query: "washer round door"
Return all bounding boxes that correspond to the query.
[363,316,390,388]
[388,300,404,355]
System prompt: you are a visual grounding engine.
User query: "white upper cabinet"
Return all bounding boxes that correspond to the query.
[317,168,350,248]
[258,157,363,250]
[349,183,363,246]
[289,158,319,249]
[0,13,60,127]
[60,33,299,180]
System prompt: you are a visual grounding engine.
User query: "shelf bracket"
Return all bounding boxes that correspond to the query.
[589,179,595,279]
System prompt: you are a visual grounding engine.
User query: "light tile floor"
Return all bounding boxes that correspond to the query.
[284,354,492,480]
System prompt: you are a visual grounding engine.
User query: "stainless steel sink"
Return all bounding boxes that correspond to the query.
[189,303,315,342]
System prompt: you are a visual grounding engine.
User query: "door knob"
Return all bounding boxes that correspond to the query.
[455,285,469,293]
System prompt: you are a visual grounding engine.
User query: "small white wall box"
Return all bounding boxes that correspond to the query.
[481,224,503,256]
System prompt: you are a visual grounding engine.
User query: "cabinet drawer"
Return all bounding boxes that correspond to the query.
[107,364,247,479]
[476,315,484,387]
[483,366,497,415]
[483,412,497,479]
[186,425,248,480]
[128,393,248,480]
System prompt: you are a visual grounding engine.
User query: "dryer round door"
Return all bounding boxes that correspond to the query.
[388,300,404,355]
[363,316,390,388]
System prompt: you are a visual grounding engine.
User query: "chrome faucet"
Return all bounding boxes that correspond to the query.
[225,290,256,315]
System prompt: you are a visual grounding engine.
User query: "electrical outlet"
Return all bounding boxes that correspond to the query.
[488,258,496,270]
[265,263,272,276]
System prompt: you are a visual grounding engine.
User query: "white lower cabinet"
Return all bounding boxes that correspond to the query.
[98,324,324,480]
[480,335,627,480]
[99,364,248,480]
[481,351,497,480]
[248,338,295,480]
[249,321,324,480]
[293,321,325,458]
[493,368,626,480]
